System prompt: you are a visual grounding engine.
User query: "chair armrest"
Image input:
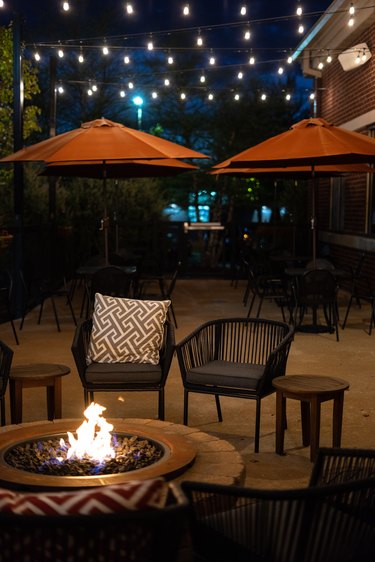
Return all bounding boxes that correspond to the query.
[71,319,92,383]
[175,322,216,377]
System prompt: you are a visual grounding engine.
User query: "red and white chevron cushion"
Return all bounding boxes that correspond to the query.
[87,295,170,365]
[0,478,167,515]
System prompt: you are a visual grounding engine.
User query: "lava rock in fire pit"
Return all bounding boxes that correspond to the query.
[5,434,163,476]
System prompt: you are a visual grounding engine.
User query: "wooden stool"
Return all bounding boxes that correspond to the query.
[9,363,71,424]
[273,375,350,462]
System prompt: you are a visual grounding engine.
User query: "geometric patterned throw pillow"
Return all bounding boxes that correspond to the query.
[0,478,168,515]
[87,294,170,365]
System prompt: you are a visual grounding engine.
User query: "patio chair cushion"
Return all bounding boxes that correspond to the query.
[87,294,170,365]
[0,478,168,515]
[85,361,162,384]
[186,360,265,390]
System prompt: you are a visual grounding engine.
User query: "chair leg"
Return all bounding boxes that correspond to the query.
[67,296,77,326]
[215,394,223,422]
[183,389,189,425]
[50,295,61,332]
[158,388,165,420]
[9,318,19,345]
[254,397,261,453]
[0,396,5,426]
[247,293,256,318]
[342,296,353,329]
[37,299,45,325]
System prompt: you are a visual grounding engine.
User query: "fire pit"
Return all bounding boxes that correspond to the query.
[0,404,197,490]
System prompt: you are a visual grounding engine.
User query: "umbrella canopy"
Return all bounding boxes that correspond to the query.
[213,118,375,263]
[210,163,375,178]
[0,118,209,164]
[1,118,208,264]
[214,118,375,169]
[41,158,198,179]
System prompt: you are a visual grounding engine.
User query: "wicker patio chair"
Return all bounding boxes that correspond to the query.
[175,317,294,452]
[310,446,375,486]
[182,477,375,562]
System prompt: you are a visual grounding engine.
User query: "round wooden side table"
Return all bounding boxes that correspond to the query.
[9,363,71,424]
[273,374,350,462]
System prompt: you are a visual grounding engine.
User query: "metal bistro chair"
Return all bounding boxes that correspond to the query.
[84,266,134,317]
[137,262,181,328]
[342,252,375,335]
[176,318,294,453]
[292,269,340,340]
[0,270,19,345]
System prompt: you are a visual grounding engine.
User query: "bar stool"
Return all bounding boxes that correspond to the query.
[273,374,350,462]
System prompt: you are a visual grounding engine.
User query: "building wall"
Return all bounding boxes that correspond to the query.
[312,22,375,281]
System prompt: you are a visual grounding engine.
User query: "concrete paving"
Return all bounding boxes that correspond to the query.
[1,278,374,489]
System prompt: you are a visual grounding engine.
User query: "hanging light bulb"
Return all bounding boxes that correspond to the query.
[209,55,216,65]
[147,40,154,50]
[128,81,134,89]
[0,1,5,8]
[326,53,332,63]
[151,91,158,99]
[208,93,214,100]
[62,2,70,11]
[180,92,186,100]
[200,74,206,83]
[34,51,41,62]
[183,4,190,16]
[102,45,109,55]
[196,34,203,46]
[240,6,247,16]
[78,50,84,63]
[285,93,291,101]
[309,92,315,100]
[234,93,240,101]
[261,93,267,101]
[348,4,355,26]
[58,48,64,58]
[92,84,98,92]
[126,3,134,14]
[296,2,303,16]
[355,52,361,64]
[167,55,174,64]
[164,78,170,86]
[278,66,284,75]
[120,90,126,98]
[298,24,304,34]
[57,84,64,94]
[87,88,93,96]
[244,29,251,40]
[318,61,324,70]
[237,71,243,79]
[362,50,368,62]
[249,56,255,65]
[124,54,130,64]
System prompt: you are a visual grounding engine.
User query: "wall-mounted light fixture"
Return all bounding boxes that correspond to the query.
[338,42,372,71]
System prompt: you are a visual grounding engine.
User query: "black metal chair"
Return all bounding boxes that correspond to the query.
[292,269,340,340]
[182,477,375,562]
[342,252,375,335]
[175,318,294,452]
[310,446,375,486]
[0,339,14,426]
[0,270,19,345]
[137,262,181,328]
[71,318,175,420]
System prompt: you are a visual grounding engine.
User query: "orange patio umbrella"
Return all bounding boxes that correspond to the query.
[213,118,375,263]
[0,118,208,263]
[210,163,375,178]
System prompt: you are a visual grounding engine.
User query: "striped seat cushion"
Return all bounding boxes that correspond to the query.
[0,478,168,515]
[87,294,170,365]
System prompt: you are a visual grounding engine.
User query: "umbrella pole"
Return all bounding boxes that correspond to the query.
[101,168,110,265]
[311,165,317,268]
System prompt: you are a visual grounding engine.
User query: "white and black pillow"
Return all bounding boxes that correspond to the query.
[87,294,170,365]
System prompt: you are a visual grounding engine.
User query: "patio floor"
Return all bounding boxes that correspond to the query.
[1,277,374,489]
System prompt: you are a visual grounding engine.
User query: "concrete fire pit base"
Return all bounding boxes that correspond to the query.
[0,418,245,490]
